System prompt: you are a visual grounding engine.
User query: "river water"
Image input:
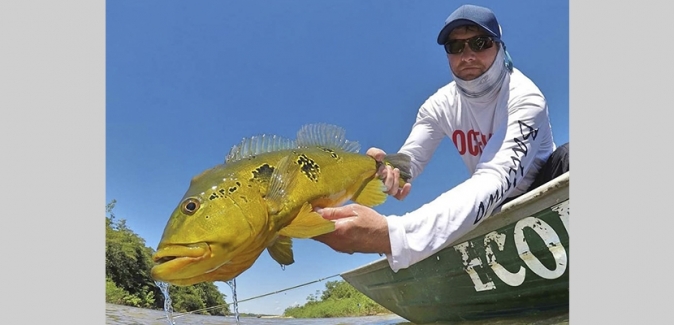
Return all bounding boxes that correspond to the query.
[106,303,569,325]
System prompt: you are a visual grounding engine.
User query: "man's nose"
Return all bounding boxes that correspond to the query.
[460,45,477,61]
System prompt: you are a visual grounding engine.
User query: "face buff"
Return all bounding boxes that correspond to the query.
[453,46,513,99]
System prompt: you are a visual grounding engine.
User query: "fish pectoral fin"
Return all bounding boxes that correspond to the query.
[350,177,388,207]
[267,236,295,266]
[265,155,300,214]
[278,202,335,239]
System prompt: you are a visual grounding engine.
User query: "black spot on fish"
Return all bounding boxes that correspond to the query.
[209,193,218,201]
[229,186,237,193]
[296,154,320,182]
[219,189,226,195]
[320,147,339,159]
[251,164,274,181]
[239,196,248,203]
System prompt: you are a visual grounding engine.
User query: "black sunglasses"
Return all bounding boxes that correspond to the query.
[444,36,496,55]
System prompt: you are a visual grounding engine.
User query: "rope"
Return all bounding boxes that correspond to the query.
[156,273,342,320]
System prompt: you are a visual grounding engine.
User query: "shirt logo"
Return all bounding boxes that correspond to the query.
[452,129,492,156]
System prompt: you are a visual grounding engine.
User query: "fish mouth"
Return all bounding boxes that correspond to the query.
[151,242,212,282]
[153,242,210,262]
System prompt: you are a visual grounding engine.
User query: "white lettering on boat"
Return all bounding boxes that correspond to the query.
[454,241,496,292]
[456,202,569,291]
[514,217,567,280]
[484,232,525,286]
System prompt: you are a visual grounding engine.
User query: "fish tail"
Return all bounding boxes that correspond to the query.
[381,153,412,184]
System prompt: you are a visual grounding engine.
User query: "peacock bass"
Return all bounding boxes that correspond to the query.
[150,123,411,286]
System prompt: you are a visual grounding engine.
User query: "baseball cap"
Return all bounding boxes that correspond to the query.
[436,4,502,45]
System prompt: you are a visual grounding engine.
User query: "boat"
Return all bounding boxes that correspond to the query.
[340,172,569,324]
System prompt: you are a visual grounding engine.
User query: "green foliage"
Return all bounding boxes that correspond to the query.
[105,200,230,315]
[106,277,156,308]
[321,280,355,300]
[172,285,207,314]
[283,280,391,318]
[106,277,129,304]
[169,282,229,316]
[196,282,230,316]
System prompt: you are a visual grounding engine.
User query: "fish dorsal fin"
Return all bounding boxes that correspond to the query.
[225,134,297,163]
[295,123,361,153]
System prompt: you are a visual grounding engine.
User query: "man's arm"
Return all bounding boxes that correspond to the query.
[385,92,553,271]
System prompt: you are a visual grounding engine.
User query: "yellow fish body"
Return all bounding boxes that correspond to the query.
[150,124,411,286]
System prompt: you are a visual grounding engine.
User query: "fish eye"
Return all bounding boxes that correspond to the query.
[181,198,200,215]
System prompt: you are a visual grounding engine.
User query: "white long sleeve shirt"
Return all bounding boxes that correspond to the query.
[385,67,556,272]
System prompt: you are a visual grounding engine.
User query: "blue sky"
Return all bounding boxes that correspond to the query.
[106,0,568,316]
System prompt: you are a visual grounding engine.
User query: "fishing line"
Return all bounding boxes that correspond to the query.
[156,273,342,320]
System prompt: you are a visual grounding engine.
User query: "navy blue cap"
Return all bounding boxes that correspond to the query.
[437,4,501,45]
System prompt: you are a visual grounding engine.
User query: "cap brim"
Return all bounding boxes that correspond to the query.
[436,18,499,45]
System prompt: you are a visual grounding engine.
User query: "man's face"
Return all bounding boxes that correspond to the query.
[446,26,499,81]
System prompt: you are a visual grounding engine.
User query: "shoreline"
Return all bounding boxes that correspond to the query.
[106,303,394,319]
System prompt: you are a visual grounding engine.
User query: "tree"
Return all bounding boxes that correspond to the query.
[283,280,391,318]
[321,280,355,301]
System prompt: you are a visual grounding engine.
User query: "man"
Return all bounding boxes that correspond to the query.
[313,4,569,272]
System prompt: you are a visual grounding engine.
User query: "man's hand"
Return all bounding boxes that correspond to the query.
[366,147,412,200]
[312,204,391,255]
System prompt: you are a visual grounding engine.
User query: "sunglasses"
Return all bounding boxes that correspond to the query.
[444,36,496,55]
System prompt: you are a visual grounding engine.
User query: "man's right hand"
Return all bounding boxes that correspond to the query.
[312,204,391,255]
[366,147,412,200]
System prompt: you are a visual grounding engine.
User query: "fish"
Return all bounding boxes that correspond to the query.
[150,123,411,286]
